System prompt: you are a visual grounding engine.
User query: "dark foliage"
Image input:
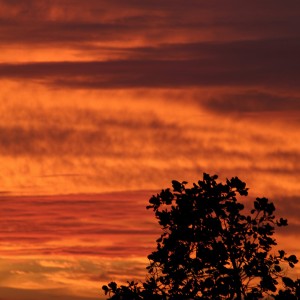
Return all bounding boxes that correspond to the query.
[103,173,299,299]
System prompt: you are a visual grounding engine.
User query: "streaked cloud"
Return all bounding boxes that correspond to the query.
[0,191,299,299]
[0,191,157,298]
[0,0,299,299]
[0,287,98,300]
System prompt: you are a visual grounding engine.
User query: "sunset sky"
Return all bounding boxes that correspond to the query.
[0,1,300,299]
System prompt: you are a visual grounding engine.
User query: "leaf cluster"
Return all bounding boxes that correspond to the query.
[103,173,299,300]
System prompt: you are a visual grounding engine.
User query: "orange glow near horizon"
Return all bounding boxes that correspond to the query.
[0,1,300,299]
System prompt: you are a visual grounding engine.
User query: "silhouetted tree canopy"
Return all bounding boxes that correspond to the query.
[103,173,299,299]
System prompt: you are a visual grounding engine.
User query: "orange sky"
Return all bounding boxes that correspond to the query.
[0,1,300,299]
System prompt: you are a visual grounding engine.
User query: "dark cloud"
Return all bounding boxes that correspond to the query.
[1,38,300,90]
[0,21,129,44]
[204,91,300,113]
[1,0,300,48]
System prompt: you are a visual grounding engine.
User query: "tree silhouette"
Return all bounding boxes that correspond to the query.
[103,173,299,299]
